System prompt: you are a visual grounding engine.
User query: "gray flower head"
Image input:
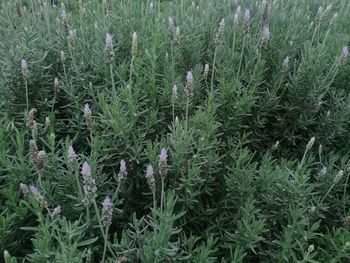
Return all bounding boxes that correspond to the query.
[184,71,193,97]
[216,18,225,42]
[60,50,66,63]
[158,148,168,179]
[172,84,178,102]
[146,164,156,192]
[168,16,174,31]
[84,103,92,129]
[117,159,127,182]
[306,137,315,151]
[68,145,78,165]
[21,59,29,79]
[52,206,62,217]
[20,183,29,197]
[105,33,114,58]
[204,64,209,78]
[68,29,76,39]
[244,9,250,34]
[101,196,113,226]
[29,185,47,207]
[60,9,67,22]
[283,56,289,71]
[81,162,97,206]
[132,32,138,55]
[174,26,180,43]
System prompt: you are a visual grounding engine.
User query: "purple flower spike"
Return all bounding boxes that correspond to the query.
[160,148,167,162]
[81,161,91,176]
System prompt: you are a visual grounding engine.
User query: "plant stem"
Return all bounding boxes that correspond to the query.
[160,177,165,212]
[185,97,189,132]
[210,46,217,94]
[129,56,134,85]
[102,226,109,262]
[74,168,83,199]
[25,80,29,112]
[110,63,116,93]
[237,36,246,78]
[343,171,349,215]
[152,190,157,210]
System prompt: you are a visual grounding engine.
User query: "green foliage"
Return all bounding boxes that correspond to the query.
[0,0,350,262]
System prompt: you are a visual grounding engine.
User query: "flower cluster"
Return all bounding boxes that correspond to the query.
[29,140,46,170]
[117,159,127,182]
[101,196,113,226]
[105,33,114,59]
[146,164,156,192]
[184,71,193,97]
[81,162,97,206]
[84,103,92,129]
[67,145,78,166]
[158,148,168,179]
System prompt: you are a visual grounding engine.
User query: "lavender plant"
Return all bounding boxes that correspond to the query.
[0,0,350,262]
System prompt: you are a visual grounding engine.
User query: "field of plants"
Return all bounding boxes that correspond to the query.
[1,0,350,262]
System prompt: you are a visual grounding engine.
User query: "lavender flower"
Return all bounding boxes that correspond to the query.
[29,185,47,207]
[54,77,59,94]
[67,146,78,165]
[168,16,174,32]
[101,196,113,226]
[30,149,45,170]
[82,161,91,176]
[29,140,44,169]
[283,56,289,71]
[132,32,138,55]
[204,64,209,78]
[174,26,180,43]
[338,46,349,67]
[52,206,62,217]
[172,84,178,102]
[20,183,29,197]
[263,1,271,24]
[105,33,114,58]
[244,9,250,34]
[236,5,242,18]
[28,108,37,129]
[146,164,156,192]
[68,29,76,40]
[260,24,270,47]
[184,71,193,97]
[342,46,349,58]
[306,137,315,151]
[334,170,344,184]
[60,9,69,34]
[234,13,239,25]
[29,139,38,158]
[83,103,92,129]
[117,159,127,182]
[158,148,168,179]
[81,162,97,206]
[60,50,66,63]
[60,9,68,23]
[216,18,225,42]
[317,166,327,182]
[43,117,50,133]
[21,59,29,79]
[315,6,323,22]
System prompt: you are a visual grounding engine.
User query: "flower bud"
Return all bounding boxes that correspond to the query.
[146,164,156,192]
[21,59,29,80]
[204,64,209,78]
[132,32,137,55]
[306,137,315,151]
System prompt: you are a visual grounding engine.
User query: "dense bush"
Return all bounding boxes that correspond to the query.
[1,0,350,262]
